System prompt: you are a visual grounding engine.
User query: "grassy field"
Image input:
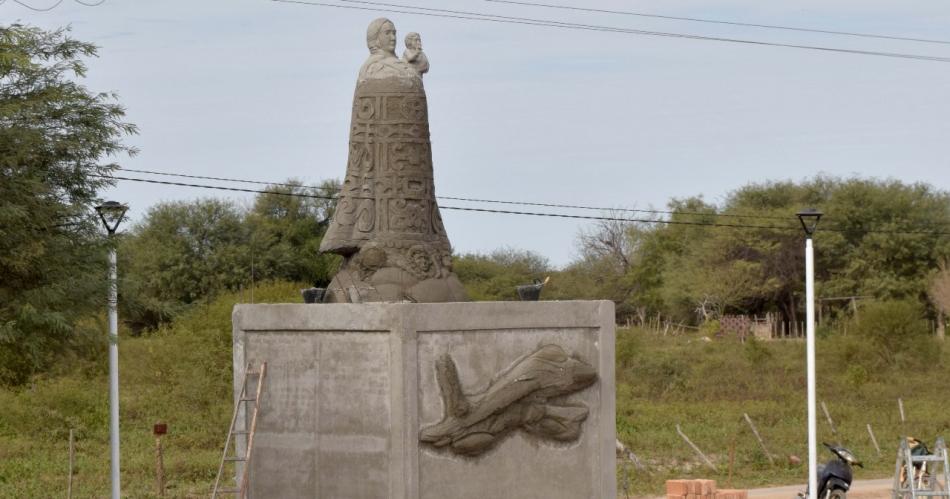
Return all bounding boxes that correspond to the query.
[0,282,300,498]
[1,283,948,497]
[616,326,950,494]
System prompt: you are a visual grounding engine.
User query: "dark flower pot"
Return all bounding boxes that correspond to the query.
[301,287,326,304]
[516,284,543,301]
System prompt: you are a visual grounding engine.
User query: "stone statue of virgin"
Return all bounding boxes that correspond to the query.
[318,18,468,303]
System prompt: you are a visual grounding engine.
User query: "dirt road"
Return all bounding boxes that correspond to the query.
[748,478,893,499]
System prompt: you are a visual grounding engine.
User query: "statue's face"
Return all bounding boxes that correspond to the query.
[378,22,396,53]
[406,34,420,50]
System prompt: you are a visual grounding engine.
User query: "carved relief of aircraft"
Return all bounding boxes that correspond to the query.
[419,344,598,456]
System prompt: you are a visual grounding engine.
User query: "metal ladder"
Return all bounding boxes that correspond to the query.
[212,362,267,499]
[894,437,950,499]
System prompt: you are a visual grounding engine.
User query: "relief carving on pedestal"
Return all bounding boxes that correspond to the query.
[420,344,598,457]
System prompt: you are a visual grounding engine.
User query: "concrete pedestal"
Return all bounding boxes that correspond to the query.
[232,301,616,499]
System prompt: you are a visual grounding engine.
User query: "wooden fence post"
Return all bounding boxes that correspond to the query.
[156,436,165,497]
[67,429,74,499]
[154,423,168,497]
[676,424,717,471]
[867,423,882,457]
[743,413,775,465]
[621,457,630,499]
[821,401,837,436]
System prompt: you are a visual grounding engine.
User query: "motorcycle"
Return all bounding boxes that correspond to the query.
[796,443,863,499]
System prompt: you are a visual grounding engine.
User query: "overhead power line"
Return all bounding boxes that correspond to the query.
[115,168,950,231]
[11,0,104,10]
[117,167,793,221]
[100,174,335,200]
[271,0,950,63]
[96,173,950,237]
[12,0,63,10]
[93,173,795,230]
[485,0,950,46]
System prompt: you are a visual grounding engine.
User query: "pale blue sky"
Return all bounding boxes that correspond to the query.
[8,0,950,266]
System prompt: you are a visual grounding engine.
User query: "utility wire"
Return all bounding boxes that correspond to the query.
[271,0,950,63]
[10,0,103,10]
[117,167,792,221]
[96,173,950,237]
[12,0,64,11]
[116,168,950,231]
[99,174,336,200]
[119,168,334,192]
[94,174,793,229]
[485,0,950,46]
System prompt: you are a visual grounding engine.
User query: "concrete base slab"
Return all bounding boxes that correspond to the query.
[232,301,616,499]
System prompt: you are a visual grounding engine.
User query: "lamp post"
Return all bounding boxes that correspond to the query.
[797,208,822,499]
[95,201,128,499]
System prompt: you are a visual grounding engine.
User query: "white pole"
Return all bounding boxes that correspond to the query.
[108,247,121,499]
[805,237,817,499]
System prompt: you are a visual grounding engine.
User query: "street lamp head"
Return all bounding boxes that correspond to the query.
[796,208,823,237]
[95,201,128,235]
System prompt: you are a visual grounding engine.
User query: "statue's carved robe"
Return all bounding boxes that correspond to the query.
[319,55,466,303]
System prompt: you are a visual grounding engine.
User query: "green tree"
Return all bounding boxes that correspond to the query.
[818,179,950,299]
[631,197,720,322]
[0,24,137,384]
[661,182,817,325]
[245,179,340,287]
[453,248,550,301]
[928,260,949,341]
[637,177,950,325]
[120,181,341,331]
[120,199,249,331]
[847,299,933,366]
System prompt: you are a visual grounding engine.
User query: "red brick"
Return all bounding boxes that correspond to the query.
[688,481,703,494]
[667,480,690,497]
[698,479,717,495]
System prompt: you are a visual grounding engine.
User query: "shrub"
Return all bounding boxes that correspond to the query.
[743,336,773,367]
[848,299,931,366]
[699,319,721,338]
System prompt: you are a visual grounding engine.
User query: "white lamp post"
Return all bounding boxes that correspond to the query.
[95,201,128,499]
[797,208,822,499]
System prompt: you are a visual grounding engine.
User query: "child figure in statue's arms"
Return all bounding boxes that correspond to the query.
[402,32,429,77]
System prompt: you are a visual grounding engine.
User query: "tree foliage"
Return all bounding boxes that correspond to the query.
[568,177,950,326]
[119,199,249,330]
[453,248,550,301]
[0,24,136,385]
[928,260,950,340]
[845,299,933,366]
[119,181,340,331]
[244,180,340,287]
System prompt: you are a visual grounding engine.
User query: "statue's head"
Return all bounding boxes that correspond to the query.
[405,32,422,50]
[366,18,397,55]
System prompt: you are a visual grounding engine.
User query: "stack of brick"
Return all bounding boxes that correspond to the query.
[666,479,748,499]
